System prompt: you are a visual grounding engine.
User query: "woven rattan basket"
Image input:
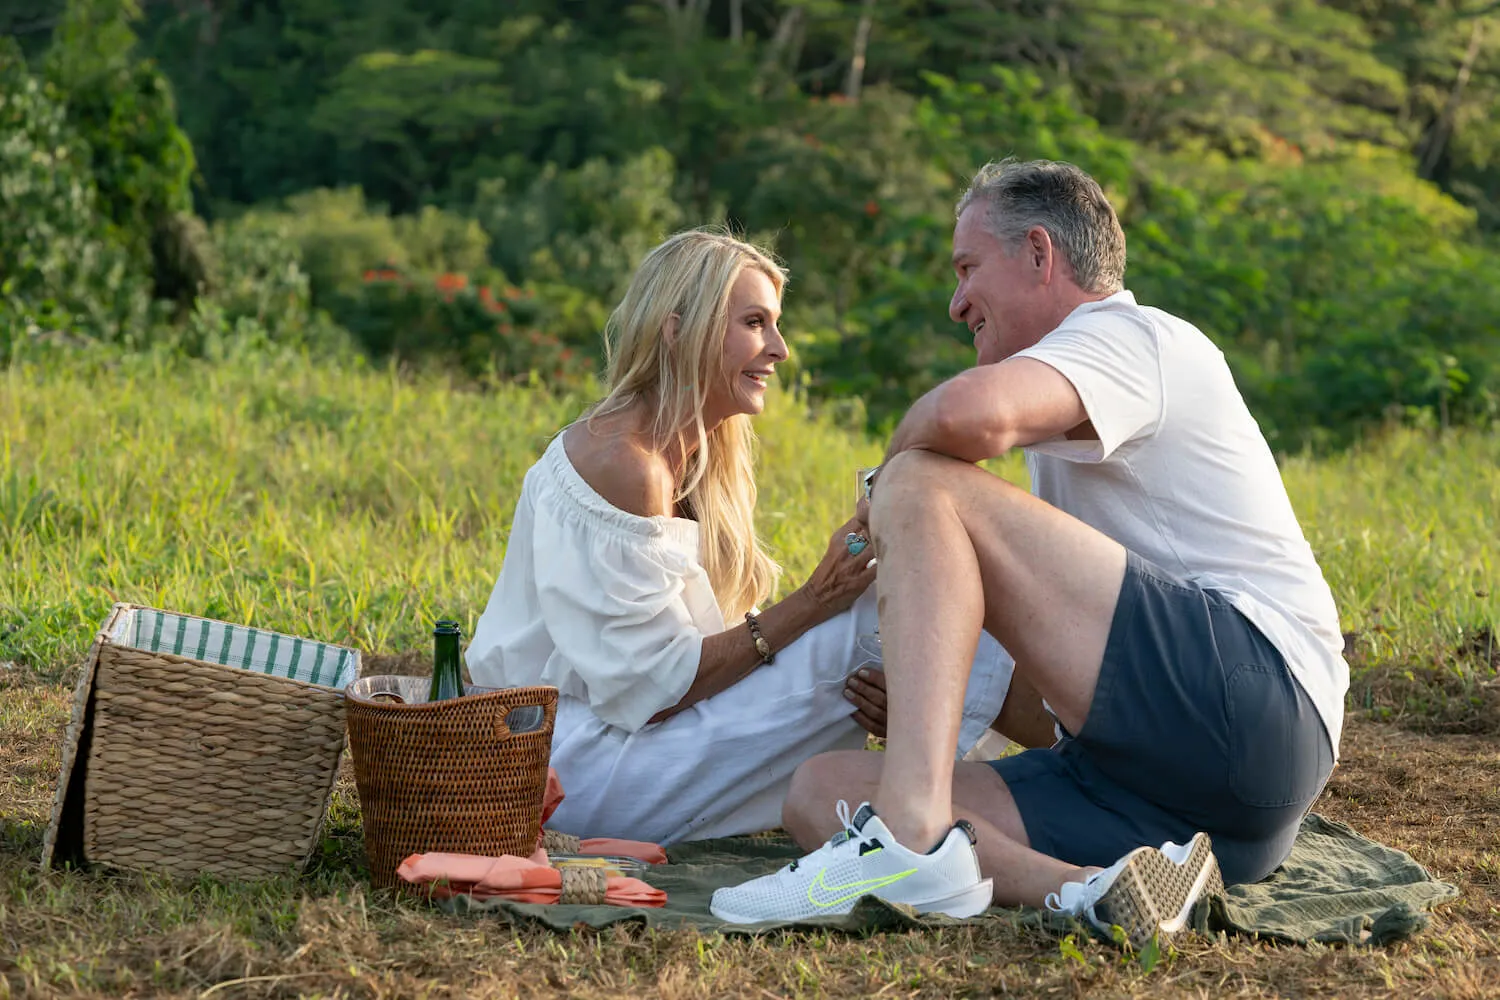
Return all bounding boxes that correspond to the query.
[345,676,557,888]
[42,604,360,879]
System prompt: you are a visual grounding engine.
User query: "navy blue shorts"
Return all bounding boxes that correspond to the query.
[989,552,1335,885]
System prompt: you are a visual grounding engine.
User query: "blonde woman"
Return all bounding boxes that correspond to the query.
[466,229,1020,845]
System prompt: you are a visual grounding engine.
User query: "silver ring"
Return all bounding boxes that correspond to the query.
[845,532,869,557]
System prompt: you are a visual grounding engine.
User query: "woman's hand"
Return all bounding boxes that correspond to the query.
[844,666,888,737]
[799,515,878,615]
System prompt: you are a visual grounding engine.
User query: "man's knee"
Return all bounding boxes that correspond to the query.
[782,751,875,842]
[875,449,949,498]
[784,753,840,814]
[782,754,835,843]
[870,450,1024,543]
[869,450,954,538]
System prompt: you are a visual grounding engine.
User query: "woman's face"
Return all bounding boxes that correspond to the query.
[705,268,787,424]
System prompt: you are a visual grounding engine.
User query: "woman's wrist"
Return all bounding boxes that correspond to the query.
[745,587,817,662]
[778,584,831,632]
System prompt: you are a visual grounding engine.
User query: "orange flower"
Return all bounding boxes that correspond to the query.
[435,273,469,291]
[864,200,880,217]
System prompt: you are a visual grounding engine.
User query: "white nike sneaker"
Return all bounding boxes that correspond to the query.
[709,801,994,924]
[1045,832,1224,949]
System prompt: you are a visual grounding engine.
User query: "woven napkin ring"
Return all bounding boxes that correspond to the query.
[542,829,581,853]
[558,865,608,904]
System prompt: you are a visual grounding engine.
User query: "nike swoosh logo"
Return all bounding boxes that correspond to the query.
[806,867,917,908]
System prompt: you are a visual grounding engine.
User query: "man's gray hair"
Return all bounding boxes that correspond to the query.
[956,159,1126,294]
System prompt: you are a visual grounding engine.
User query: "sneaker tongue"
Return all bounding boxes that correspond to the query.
[851,802,877,830]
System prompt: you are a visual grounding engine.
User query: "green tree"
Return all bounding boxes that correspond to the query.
[473,147,685,347]
[918,0,1407,158]
[309,49,509,211]
[45,0,1495,444]
[1330,0,1500,228]
[0,36,148,345]
[43,0,202,304]
[1129,152,1496,447]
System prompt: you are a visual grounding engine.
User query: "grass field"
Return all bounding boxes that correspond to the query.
[2,347,1498,998]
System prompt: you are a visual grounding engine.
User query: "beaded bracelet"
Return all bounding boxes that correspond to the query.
[744,612,775,664]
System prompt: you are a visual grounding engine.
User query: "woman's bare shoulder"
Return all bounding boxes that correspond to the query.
[561,422,675,519]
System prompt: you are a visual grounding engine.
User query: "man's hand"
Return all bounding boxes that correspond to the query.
[844,660,1061,749]
[844,666,888,738]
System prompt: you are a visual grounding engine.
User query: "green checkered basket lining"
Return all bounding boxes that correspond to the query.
[110,609,358,690]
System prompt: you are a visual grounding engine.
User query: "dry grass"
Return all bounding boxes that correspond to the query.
[3,654,1496,1000]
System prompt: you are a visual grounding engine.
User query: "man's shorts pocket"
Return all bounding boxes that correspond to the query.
[1226,662,1332,810]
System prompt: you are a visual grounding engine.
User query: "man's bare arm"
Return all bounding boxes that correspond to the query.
[884,357,1092,464]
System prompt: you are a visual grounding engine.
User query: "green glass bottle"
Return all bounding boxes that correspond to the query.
[428,619,464,702]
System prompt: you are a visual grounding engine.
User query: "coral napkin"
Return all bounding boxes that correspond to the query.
[396,852,666,907]
[535,768,668,865]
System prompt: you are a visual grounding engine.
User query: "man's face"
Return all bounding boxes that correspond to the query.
[948,203,1050,366]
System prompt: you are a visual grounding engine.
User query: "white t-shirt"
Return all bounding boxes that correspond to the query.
[1013,290,1349,755]
[465,435,722,732]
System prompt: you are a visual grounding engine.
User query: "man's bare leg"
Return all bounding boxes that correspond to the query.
[783,750,1096,906]
[991,669,1057,750]
[866,449,1127,853]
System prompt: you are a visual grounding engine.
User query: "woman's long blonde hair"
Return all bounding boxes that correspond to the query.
[586,228,785,620]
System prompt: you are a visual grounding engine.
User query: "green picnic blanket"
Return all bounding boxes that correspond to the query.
[439,813,1457,946]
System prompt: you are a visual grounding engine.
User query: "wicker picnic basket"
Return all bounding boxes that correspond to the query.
[345,676,557,888]
[41,604,360,880]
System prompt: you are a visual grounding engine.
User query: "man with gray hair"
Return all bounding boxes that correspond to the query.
[712,159,1347,947]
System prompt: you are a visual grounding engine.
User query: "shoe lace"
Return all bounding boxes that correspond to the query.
[1044,871,1104,915]
[831,799,860,844]
[788,800,862,873]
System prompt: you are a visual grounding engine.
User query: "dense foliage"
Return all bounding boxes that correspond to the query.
[3,0,1498,448]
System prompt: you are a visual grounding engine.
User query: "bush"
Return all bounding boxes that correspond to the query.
[334,269,591,385]
[191,213,350,356]
[206,215,309,332]
[473,147,684,347]
[214,188,587,378]
[0,37,149,348]
[265,188,406,303]
[235,187,492,307]
[393,205,493,278]
[44,0,202,306]
[1128,154,1500,449]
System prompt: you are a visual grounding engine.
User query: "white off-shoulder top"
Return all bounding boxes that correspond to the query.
[465,434,725,732]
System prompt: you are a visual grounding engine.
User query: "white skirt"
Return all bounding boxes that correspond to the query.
[544,587,1016,844]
